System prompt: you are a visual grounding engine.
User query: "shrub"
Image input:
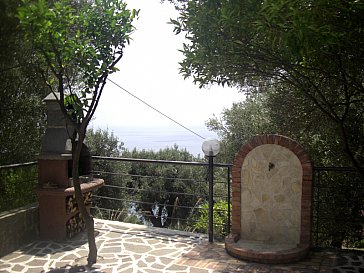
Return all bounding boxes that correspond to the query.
[192,199,230,238]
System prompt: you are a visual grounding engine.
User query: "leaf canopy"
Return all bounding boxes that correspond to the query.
[18,0,139,125]
[172,0,364,175]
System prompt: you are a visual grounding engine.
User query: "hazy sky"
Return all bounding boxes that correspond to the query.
[91,0,245,131]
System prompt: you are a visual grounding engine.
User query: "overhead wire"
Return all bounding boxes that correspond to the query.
[107,78,206,140]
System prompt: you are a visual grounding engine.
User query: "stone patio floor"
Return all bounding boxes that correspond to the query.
[0,219,363,273]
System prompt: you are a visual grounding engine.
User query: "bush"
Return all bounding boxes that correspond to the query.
[192,199,230,238]
[0,163,38,212]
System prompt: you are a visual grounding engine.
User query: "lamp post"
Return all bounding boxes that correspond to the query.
[202,138,220,243]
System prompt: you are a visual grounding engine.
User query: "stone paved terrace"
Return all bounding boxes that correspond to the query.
[0,219,363,273]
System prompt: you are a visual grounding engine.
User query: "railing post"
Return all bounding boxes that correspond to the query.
[202,138,220,243]
[208,154,214,243]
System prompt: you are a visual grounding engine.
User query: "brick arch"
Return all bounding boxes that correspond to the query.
[226,134,313,263]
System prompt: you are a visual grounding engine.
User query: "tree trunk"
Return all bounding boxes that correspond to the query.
[72,134,97,266]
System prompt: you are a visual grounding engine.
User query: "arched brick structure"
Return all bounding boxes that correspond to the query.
[225,134,313,263]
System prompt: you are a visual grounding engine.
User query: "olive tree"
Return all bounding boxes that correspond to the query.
[18,0,138,264]
[0,0,50,165]
[170,0,364,176]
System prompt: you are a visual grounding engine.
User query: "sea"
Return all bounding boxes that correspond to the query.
[103,125,218,157]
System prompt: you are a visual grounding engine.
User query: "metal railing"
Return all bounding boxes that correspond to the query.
[90,156,232,238]
[0,162,38,212]
[1,160,363,247]
[312,166,364,248]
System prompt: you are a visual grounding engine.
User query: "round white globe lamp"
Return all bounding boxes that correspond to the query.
[202,138,221,157]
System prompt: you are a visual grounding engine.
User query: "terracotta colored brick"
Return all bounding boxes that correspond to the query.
[231,174,241,180]
[232,174,241,180]
[299,155,310,165]
[302,162,313,170]
[232,191,240,197]
[231,209,240,216]
[292,145,303,156]
[232,164,241,171]
[233,158,242,167]
[302,181,312,189]
[232,172,242,178]
[273,135,282,143]
[232,177,241,182]
[232,209,240,215]
[232,211,240,217]
[256,135,264,145]
[250,137,257,148]
[302,178,313,185]
[232,196,241,202]
[232,169,241,176]
[301,195,311,203]
[231,179,240,185]
[245,141,255,151]
[288,139,296,150]
[253,136,263,147]
[302,183,312,192]
[279,137,290,148]
[232,225,240,232]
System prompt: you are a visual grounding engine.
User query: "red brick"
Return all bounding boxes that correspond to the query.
[233,157,243,166]
[232,176,241,182]
[260,134,266,144]
[256,135,264,145]
[299,154,311,164]
[292,144,303,155]
[232,195,241,201]
[232,191,240,197]
[279,137,290,148]
[232,168,241,176]
[274,135,281,145]
[232,205,240,212]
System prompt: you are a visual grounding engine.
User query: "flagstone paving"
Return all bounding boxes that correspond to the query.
[0,219,363,273]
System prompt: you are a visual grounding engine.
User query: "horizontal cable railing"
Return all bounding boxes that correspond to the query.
[312,166,364,248]
[2,159,362,248]
[91,156,232,238]
[0,162,38,212]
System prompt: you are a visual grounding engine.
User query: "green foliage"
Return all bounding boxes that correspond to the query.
[90,144,231,232]
[207,86,360,167]
[18,0,139,130]
[86,128,125,158]
[313,170,364,248]
[192,200,229,238]
[263,85,353,166]
[207,93,273,162]
[86,128,131,212]
[172,0,364,175]
[121,146,208,227]
[0,0,48,164]
[123,214,143,225]
[0,164,38,212]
